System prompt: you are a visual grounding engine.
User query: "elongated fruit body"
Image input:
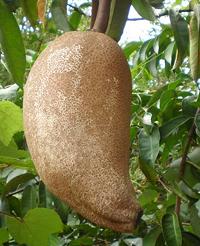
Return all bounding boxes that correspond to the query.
[23,31,141,232]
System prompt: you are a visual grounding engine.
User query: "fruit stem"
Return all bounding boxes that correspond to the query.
[91,0,111,33]
[90,0,99,29]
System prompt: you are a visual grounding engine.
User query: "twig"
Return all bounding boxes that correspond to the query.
[127,9,193,21]
[0,210,23,221]
[175,108,200,216]
[67,3,87,16]
[159,178,171,193]
[6,180,40,198]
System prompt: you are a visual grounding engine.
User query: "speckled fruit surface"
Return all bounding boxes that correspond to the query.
[23,31,141,232]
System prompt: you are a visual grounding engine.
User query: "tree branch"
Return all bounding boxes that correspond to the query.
[67,3,87,16]
[0,210,20,219]
[175,108,200,216]
[127,9,193,21]
[6,180,40,198]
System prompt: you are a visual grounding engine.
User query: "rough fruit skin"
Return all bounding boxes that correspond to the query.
[23,31,141,232]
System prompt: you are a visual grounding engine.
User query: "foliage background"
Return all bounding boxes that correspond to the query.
[0,0,200,245]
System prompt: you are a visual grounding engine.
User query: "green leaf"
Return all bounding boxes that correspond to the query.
[179,181,200,199]
[132,0,156,21]
[0,139,27,158]
[148,54,158,77]
[149,0,164,8]
[3,173,35,197]
[189,4,200,81]
[162,212,182,246]
[138,127,160,165]
[0,139,35,172]
[0,101,23,146]
[106,0,132,41]
[140,40,153,62]
[74,224,98,237]
[0,155,35,172]
[153,37,159,53]
[21,185,38,216]
[123,41,142,59]
[49,235,63,246]
[171,147,200,169]
[7,208,63,246]
[168,79,182,90]
[155,233,165,246]
[195,112,200,134]
[69,237,93,246]
[165,42,175,65]
[7,196,22,217]
[160,115,192,139]
[5,0,20,11]
[147,85,167,107]
[190,200,200,236]
[0,228,9,245]
[138,158,158,183]
[50,194,69,223]
[182,96,197,116]
[20,0,38,26]
[0,0,26,86]
[160,89,175,112]
[183,164,200,189]
[51,0,71,32]
[69,11,82,30]
[143,227,161,246]
[139,189,158,207]
[182,231,200,246]
[169,9,189,69]
[38,181,47,207]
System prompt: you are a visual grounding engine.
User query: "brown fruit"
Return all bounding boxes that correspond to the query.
[23,31,141,232]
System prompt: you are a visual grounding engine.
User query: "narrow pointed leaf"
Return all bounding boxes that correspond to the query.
[147,85,167,107]
[165,42,175,65]
[21,186,37,216]
[106,0,132,41]
[21,0,38,26]
[138,158,158,183]
[143,227,161,246]
[162,212,182,246]
[0,0,26,86]
[69,11,82,30]
[0,155,35,172]
[189,4,200,81]
[182,231,200,245]
[51,0,71,32]
[169,9,189,69]
[155,234,165,246]
[138,127,160,165]
[123,41,142,59]
[3,173,35,196]
[190,200,200,236]
[149,0,164,9]
[160,115,192,139]
[132,0,156,21]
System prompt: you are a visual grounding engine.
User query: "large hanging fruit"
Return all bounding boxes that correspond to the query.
[23,0,141,233]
